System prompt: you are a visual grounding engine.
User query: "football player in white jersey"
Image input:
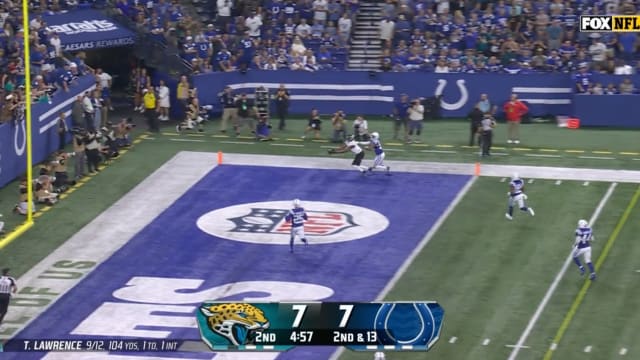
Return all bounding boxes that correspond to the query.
[366,132,391,175]
[505,173,535,220]
[573,219,596,280]
[328,134,369,174]
[285,199,308,253]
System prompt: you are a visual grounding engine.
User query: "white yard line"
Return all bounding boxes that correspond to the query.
[506,183,617,360]
[328,175,478,360]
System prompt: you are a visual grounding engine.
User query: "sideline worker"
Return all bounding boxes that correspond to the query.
[480,114,496,157]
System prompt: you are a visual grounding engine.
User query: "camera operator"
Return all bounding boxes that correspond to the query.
[100,126,119,159]
[255,113,273,141]
[218,85,236,133]
[50,150,77,190]
[353,115,369,141]
[468,105,483,146]
[407,98,424,143]
[274,84,290,130]
[177,98,206,133]
[331,110,347,143]
[35,175,58,206]
[84,129,102,173]
[115,118,135,147]
[71,128,86,179]
[235,93,254,136]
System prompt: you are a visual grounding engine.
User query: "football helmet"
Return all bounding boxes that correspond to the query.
[578,219,588,228]
[293,199,301,208]
[371,132,379,140]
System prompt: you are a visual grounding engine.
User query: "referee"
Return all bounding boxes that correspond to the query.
[0,268,18,327]
[480,114,496,157]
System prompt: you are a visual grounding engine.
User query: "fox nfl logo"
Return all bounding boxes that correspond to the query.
[580,15,640,32]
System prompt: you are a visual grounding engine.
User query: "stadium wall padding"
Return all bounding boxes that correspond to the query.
[0,75,96,188]
[192,71,640,127]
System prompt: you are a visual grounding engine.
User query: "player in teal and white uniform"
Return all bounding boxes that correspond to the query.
[573,219,596,280]
[366,132,391,175]
[505,173,535,220]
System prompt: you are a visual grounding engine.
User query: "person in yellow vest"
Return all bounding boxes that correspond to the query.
[143,85,158,132]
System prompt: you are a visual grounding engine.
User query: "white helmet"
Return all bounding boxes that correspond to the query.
[371,132,379,140]
[578,219,588,228]
[293,199,301,208]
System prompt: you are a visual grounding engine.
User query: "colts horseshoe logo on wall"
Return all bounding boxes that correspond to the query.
[14,107,26,157]
[435,79,469,111]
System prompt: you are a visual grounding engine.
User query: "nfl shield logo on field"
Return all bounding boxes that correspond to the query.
[197,200,389,245]
[229,208,357,236]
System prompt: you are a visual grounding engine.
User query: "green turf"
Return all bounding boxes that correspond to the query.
[521,185,640,360]
[337,180,637,360]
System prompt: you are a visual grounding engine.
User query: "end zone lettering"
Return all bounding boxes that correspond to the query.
[580,15,640,32]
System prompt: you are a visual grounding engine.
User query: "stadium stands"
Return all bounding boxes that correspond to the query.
[378,0,639,76]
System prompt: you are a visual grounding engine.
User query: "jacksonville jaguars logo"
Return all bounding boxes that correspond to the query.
[199,303,270,346]
[197,201,389,245]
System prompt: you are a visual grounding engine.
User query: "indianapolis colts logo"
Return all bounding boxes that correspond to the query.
[14,106,26,156]
[373,302,436,347]
[435,79,469,111]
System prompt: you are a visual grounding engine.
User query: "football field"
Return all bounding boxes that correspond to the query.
[1,150,639,360]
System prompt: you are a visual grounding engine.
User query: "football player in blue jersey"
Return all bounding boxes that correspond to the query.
[286,199,308,253]
[366,132,390,175]
[505,173,535,220]
[573,219,596,280]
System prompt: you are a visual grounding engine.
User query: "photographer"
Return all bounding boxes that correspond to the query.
[71,128,86,179]
[235,93,254,136]
[177,98,206,133]
[218,86,236,133]
[100,126,119,159]
[407,99,424,143]
[480,113,496,157]
[50,150,76,190]
[35,175,58,206]
[274,84,290,130]
[115,118,135,147]
[331,110,347,143]
[302,109,322,140]
[352,116,369,141]
[84,130,102,174]
[13,178,36,215]
[255,114,273,141]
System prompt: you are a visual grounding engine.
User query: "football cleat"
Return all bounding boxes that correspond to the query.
[505,213,513,220]
[528,208,535,216]
[589,272,596,281]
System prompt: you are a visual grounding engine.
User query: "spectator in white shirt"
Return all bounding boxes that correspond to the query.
[313,0,328,23]
[588,35,607,66]
[49,32,62,57]
[156,79,171,121]
[434,59,449,73]
[296,19,312,39]
[291,36,307,56]
[338,13,352,46]
[379,17,394,47]
[245,12,263,37]
[216,0,233,29]
[614,59,633,75]
[29,15,44,30]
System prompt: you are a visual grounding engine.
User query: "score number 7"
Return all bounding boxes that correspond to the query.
[290,304,354,328]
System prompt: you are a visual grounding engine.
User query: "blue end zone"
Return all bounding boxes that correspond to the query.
[11,165,470,360]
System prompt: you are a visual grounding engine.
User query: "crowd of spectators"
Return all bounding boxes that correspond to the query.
[115,0,356,73]
[0,0,99,124]
[378,0,640,76]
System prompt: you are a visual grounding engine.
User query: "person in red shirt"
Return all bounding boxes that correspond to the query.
[503,94,529,144]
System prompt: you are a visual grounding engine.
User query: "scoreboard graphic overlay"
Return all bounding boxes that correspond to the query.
[196,302,444,352]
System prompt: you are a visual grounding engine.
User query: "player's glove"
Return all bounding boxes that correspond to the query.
[523,194,528,200]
